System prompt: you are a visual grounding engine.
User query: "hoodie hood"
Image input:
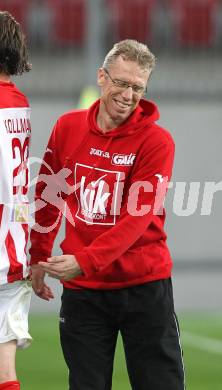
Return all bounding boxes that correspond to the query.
[87,98,160,139]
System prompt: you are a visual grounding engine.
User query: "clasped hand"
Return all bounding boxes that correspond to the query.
[39,254,82,281]
[31,255,82,301]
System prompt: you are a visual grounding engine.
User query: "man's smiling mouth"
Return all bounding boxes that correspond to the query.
[114,99,131,109]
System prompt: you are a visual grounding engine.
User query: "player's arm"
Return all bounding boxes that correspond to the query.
[30,122,68,297]
[30,123,63,263]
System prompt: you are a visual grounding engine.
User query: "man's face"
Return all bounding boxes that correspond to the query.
[97,56,150,127]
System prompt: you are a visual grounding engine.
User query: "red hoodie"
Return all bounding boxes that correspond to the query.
[30,98,175,289]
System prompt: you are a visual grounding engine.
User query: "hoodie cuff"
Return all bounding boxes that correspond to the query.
[74,250,99,277]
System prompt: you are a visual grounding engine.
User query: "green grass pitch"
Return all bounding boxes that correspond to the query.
[17,312,222,390]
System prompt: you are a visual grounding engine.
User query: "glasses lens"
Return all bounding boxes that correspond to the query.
[104,68,145,94]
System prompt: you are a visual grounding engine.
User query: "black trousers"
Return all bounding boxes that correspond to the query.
[59,278,185,390]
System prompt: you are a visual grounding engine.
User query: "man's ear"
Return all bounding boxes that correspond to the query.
[97,68,105,87]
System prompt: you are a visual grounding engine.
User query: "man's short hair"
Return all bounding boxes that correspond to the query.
[103,39,156,73]
[0,11,31,75]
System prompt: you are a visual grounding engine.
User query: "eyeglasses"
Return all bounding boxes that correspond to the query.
[103,68,147,95]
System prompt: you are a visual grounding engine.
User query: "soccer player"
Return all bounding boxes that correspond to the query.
[30,40,185,390]
[0,11,32,390]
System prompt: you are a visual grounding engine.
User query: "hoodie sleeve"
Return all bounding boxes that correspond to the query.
[74,133,175,276]
[29,121,65,264]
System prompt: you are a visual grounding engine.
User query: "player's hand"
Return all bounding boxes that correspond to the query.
[38,255,82,281]
[31,264,54,301]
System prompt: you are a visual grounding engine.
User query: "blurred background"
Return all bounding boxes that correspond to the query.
[0,0,221,389]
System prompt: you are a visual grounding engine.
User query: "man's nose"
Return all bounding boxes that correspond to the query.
[121,86,133,100]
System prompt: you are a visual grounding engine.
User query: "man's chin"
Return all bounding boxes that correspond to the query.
[111,112,130,125]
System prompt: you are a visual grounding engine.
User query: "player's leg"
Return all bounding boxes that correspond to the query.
[59,288,118,390]
[0,281,32,390]
[0,340,17,381]
[0,341,20,389]
[121,279,185,390]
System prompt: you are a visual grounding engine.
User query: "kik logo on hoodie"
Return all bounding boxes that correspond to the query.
[74,163,123,225]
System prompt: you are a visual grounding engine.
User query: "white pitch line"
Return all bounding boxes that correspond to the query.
[182,331,222,355]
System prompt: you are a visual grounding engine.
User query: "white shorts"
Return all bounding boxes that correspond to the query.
[0,280,32,350]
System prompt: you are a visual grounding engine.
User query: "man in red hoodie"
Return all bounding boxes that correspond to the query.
[0,11,32,390]
[30,39,185,390]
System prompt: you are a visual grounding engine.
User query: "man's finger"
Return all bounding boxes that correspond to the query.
[47,256,65,263]
[38,261,56,270]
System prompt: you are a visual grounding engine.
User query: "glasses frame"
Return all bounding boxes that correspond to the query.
[103,68,147,95]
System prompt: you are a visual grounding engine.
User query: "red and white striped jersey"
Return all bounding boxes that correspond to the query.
[0,81,31,285]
